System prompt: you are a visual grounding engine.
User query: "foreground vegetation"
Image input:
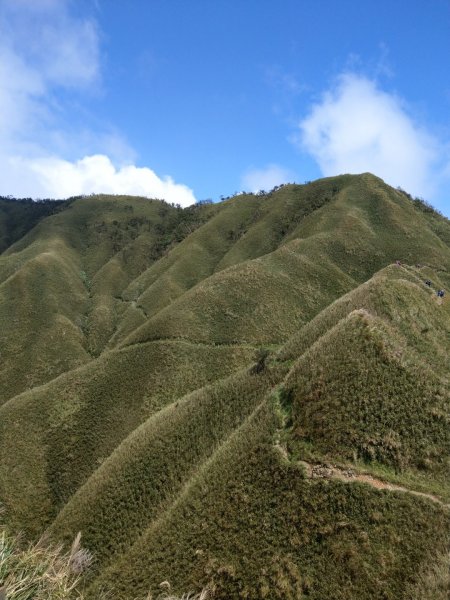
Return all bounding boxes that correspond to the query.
[0,517,91,599]
[0,516,214,599]
[0,174,449,598]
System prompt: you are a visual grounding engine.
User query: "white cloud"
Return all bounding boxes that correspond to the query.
[0,0,196,204]
[2,154,196,206]
[0,0,100,89]
[241,164,294,193]
[298,73,443,200]
[0,0,99,145]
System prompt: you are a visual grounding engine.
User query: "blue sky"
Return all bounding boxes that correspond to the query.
[0,0,449,215]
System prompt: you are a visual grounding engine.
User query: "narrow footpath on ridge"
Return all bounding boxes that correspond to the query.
[297,460,450,509]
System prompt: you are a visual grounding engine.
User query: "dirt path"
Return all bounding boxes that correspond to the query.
[298,460,450,509]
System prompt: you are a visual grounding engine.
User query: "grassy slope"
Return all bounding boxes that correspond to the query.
[45,267,447,598]
[88,401,449,600]
[0,340,254,535]
[0,174,449,598]
[0,196,70,254]
[277,265,450,494]
[120,174,450,348]
[279,264,450,376]
[84,266,449,599]
[0,195,215,400]
[2,176,446,395]
[50,367,283,571]
[283,309,449,473]
[0,232,90,401]
[109,179,346,346]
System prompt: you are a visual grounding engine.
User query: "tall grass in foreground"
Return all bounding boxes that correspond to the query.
[404,551,450,600]
[160,593,211,600]
[156,585,213,600]
[0,524,93,599]
[0,517,213,600]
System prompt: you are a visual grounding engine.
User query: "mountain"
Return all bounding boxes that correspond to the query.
[0,174,449,599]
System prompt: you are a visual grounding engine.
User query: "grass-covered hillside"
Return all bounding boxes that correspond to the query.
[0,196,71,254]
[0,174,449,599]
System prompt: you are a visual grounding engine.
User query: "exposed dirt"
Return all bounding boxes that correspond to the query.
[298,460,450,509]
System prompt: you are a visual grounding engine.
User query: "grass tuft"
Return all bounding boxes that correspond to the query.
[0,520,94,599]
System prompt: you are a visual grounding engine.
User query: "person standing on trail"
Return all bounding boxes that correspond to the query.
[437,289,445,298]
[425,280,432,287]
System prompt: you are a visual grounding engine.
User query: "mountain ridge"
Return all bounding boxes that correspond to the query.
[0,173,449,599]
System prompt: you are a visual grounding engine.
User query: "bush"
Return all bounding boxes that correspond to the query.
[249,348,270,375]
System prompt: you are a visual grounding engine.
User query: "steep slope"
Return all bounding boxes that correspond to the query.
[0,174,449,599]
[282,309,449,474]
[88,402,449,600]
[0,196,70,253]
[108,178,350,346]
[83,266,449,599]
[278,265,450,492]
[119,174,450,347]
[0,232,90,401]
[0,196,216,400]
[0,340,254,534]
[280,264,450,377]
[2,175,447,396]
[49,367,283,571]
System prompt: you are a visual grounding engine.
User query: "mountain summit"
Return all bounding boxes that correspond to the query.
[0,174,449,599]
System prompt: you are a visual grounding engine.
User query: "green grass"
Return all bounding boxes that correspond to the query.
[278,264,450,376]
[0,174,449,598]
[276,267,450,501]
[283,309,449,469]
[118,173,450,349]
[0,236,90,401]
[0,515,96,599]
[0,196,71,254]
[0,195,217,397]
[0,340,255,536]
[88,401,449,600]
[50,366,284,572]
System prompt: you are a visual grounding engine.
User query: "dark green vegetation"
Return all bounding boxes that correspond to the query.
[0,174,449,599]
[0,196,71,254]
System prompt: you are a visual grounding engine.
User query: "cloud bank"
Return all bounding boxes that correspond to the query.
[299,73,446,201]
[0,0,196,206]
[241,164,294,193]
[4,155,196,205]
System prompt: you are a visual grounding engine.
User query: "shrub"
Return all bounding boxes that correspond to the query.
[249,348,270,375]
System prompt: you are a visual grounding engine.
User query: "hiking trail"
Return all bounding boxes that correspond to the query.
[297,460,450,509]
